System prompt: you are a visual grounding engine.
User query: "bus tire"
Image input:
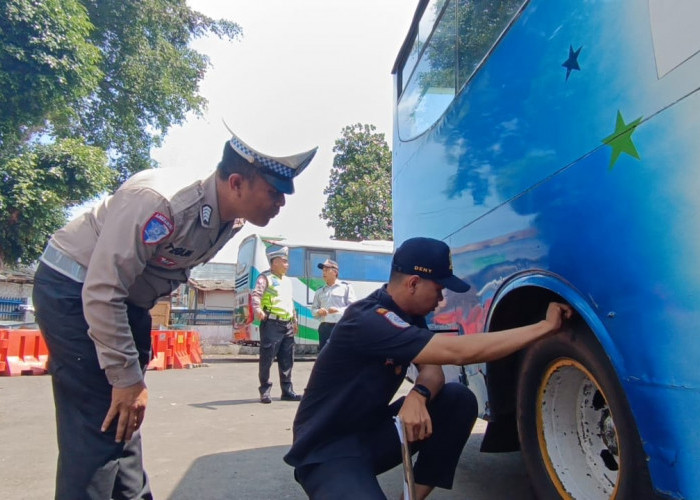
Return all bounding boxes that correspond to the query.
[516,329,655,500]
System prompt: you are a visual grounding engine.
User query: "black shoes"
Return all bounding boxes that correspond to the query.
[281,392,302,402]
[260,391,301,403]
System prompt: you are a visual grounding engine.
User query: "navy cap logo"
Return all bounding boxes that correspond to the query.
[392,237,470,293]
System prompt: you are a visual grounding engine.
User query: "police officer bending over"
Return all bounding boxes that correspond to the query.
[284,237,572,500]
[32,130,316,500]
[252,245,303,404]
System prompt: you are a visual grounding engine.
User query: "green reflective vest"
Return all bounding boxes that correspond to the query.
[261,272,294,320]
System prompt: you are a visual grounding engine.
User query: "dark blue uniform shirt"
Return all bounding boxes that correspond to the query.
[284,285,434,468]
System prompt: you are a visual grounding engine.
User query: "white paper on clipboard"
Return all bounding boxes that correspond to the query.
[393,416,416,500]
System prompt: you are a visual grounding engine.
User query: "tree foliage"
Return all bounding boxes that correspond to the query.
[0,139,114,266]
[0,0,241,266]
[321,124,392,241]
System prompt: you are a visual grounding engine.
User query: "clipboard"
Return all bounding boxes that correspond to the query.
[393,416,416,500]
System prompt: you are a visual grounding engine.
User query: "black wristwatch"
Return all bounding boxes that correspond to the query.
[411,384,431,402]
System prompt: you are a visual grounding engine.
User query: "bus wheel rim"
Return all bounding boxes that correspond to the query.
[536,358,621,500]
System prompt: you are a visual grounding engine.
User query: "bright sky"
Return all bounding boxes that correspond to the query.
[149,0,417,262]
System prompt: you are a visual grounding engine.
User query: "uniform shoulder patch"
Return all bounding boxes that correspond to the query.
[376,308,410,328]
[143,212,174,244]
[201,204,213,226]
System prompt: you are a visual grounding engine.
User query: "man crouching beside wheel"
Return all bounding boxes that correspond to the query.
[284,237,573,500]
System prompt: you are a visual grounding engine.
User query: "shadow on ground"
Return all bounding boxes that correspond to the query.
[167,445,306,500]
[166,432,535,500]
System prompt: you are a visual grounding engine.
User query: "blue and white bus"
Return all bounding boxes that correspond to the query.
[392,1,700,498]
[232,234,393,346]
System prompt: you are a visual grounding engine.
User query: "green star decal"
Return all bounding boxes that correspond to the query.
[602,111,643,169]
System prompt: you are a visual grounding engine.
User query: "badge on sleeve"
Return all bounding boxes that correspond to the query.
[201,204,213,226]
[143,212,174,244]
[376,307,410,329]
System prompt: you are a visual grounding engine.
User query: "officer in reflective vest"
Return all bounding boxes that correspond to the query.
[251,246,302,403]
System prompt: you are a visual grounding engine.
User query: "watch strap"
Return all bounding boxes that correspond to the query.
[411,383,431,402]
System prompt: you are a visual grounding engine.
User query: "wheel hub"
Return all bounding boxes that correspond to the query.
[537,359,620,499]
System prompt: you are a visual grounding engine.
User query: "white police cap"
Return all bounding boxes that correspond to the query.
[223,122,317,195]
[266,246,289,261]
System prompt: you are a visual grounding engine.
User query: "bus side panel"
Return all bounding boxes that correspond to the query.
[294,275,389,345]
[232,236,269,344]
[293,276,323,345]
[393,0,700,496]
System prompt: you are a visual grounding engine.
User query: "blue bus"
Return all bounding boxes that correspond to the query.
[392,1,700,498]
[232,234,393,346]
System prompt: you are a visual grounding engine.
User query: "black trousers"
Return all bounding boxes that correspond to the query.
[258,318,296,396]
[317,322,336,351]
[295,383,478,499]
[32,262,153,500]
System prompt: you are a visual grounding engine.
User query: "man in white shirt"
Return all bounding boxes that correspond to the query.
[311,259,356,350]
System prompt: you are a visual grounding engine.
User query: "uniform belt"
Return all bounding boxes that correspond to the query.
[266,313,292,322]
[39,241,87,283]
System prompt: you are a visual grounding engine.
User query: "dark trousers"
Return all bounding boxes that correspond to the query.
[258,318,296,396]
[317,322,336,351]
[295,383,478,499]
[32,263,153,500]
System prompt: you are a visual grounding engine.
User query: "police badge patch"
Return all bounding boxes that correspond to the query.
[143,212,173,244]
[376,308,410,328]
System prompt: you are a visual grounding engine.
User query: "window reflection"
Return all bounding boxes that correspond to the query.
[397,0,525,140]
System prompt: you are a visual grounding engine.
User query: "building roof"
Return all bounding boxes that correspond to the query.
[187,278,236,291]
[0,270,34,284]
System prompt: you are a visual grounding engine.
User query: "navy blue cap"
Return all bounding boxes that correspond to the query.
[392,237,470,292]
[317,259,339,270]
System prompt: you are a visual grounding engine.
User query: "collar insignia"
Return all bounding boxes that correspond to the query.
[201,204,213,226]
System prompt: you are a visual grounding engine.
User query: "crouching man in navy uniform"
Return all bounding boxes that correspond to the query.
[284,237,572,499]
[32,129,317,500]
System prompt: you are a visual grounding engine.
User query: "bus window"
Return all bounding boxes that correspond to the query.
[287,247,305,277]
[397,0,525,140]
[307,251,333,279]
[455,0,524,86]
[398,0,457,140]
[401,0,444,94]
[336,251,392,282]
[235,237,257,283]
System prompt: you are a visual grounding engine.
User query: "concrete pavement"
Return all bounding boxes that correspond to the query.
[0,355,535,499]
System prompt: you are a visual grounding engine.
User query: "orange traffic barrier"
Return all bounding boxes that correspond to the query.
[0,330,7,373]
[0,329,49,376]
[185,331,203,364]
[147,331,171,371]
[171,331,192,369]
[146,330,204,370]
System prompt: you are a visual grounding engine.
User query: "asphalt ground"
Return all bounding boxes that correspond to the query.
[0,355,535,499]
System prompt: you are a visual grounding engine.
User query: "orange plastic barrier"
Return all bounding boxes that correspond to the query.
[0,330,7,373]
[171,331,192,369]
[147,330,203,370]
[147,331,171,371]
[0,329,49,376]
[185,331,203,365]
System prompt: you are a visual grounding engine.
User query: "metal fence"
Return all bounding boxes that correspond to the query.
[170,309,233,326]
[0,297,26,321]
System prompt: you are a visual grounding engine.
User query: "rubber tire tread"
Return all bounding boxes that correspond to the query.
[516,328,655,500]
